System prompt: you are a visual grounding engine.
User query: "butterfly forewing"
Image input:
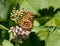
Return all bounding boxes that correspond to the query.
[19,11,34,30]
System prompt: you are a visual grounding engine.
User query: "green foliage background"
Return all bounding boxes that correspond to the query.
[0,0,60,46]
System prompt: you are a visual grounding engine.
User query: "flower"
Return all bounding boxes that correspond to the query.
[9,7,33,44]
[9,26,30,43]
[10,7,28,22]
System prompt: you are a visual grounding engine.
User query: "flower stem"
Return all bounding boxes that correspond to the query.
[15,39,19,46]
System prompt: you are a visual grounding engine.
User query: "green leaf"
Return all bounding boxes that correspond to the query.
[33,20,40,27]
[31,26,56,40]
[37,30,49,40]
[0,24,9,30]
[20,0,38,14]
[9,33,14,41]
[0,0,10,21]
[19,0,45,14]
[31,26,60,41]
[20,0,60,15]
[45,18,56,26]
[44,26,60,46]
[55,27,60,32]
[45,12,60,26]
[39,0,60,9]
[32,26,55,33]
[45,31,60,46]
[2,40,14,46]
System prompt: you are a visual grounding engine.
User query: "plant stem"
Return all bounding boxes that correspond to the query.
[15,39,18,46]
[15,39,20,46]
[15,40,17,46]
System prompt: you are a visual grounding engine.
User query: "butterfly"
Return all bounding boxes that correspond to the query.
[19,11,34,30]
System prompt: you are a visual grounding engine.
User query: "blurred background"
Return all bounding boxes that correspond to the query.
[0,0,60,46]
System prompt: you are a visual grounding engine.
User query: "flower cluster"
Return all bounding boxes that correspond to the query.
[10,7,28,22]
[9,26,30,43]
[9,7,33,44]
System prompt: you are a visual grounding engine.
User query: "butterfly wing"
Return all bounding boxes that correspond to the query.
[19,11,34,30]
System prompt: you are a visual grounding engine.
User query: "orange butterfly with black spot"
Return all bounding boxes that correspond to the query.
[19,11,34,30]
